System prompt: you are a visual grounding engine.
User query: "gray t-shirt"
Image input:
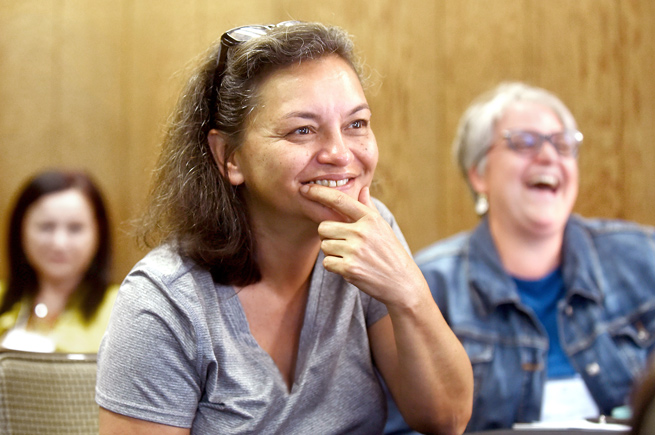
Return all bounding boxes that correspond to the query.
[96,200,407,434]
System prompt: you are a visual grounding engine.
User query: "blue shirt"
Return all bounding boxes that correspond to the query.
[513,268,576,378]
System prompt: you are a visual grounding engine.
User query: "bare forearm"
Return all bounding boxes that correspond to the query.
[298,185,472,432]
[383,287,473,435]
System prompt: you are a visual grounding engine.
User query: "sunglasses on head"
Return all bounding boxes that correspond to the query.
[214,21,301,91]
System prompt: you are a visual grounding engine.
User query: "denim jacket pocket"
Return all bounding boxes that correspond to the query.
[614,311,655,344]
[610,307,655,375]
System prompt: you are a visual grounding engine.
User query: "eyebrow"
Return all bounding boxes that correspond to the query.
[283,103,371,120]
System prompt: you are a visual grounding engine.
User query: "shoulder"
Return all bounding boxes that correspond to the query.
[414,231,472,268]
[0,281,20,335]
[117,245,218,320]
[126,244,212,291]
[106,247,216,357]
[0,281,21,330]
[132,244,190,279]
[565,215,655,289]
[571,214,655,237]
[371,197,395,225]
[568,215,655,249]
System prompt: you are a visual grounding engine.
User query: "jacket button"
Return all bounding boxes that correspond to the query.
[586,362,601,376]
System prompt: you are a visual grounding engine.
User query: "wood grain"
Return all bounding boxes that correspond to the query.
[1,0,653,283]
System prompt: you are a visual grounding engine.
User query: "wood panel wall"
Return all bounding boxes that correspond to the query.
[1,0,653,284]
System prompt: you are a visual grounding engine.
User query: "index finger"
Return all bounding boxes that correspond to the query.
[300,184,373,222]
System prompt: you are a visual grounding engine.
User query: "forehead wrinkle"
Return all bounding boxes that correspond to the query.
[284,111,320,121]
[248,57,369,130]
[283,103,371,121]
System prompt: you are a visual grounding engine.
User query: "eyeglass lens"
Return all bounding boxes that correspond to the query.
[504,130,582,156]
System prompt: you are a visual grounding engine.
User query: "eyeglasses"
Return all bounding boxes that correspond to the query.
[502,130,583,157]
[214,21,301,91]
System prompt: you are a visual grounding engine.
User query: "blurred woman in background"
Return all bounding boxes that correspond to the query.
[386,82,655,433]
[0,169,117,353]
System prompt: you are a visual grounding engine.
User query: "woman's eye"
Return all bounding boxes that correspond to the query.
[37,222,55,232]
[349,119,368,129]
[292,126,311,135]
[68,223,84,234]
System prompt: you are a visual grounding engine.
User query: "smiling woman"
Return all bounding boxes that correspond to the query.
[207,54,378,228]
[384,82,655,433]
[22,190,99,285]
[95,21,473,435]
[0,169,117,353]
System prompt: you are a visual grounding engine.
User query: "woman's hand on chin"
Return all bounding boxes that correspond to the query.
[299,184,425,307]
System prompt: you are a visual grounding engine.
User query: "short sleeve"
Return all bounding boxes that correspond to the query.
[95,269,202,428]
[365,296,389,328]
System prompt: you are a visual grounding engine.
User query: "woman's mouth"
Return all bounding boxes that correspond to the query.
[526,174,560,192]
[305,178,350,188]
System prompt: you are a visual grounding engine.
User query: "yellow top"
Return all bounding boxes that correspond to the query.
[0,281,119,353]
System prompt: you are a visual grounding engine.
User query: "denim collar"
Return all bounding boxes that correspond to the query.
[560,214,605,304]
[467,215,604,317]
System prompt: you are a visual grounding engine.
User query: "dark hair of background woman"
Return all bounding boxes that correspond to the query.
[0,169,112,322]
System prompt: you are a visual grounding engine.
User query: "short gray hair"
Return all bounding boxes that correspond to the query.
[453,82,578,194]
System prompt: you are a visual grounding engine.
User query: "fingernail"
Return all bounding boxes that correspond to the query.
[300,184,310,194]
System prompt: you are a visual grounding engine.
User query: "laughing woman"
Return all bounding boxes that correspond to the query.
[386,82,655,433]
[96,21,472,435]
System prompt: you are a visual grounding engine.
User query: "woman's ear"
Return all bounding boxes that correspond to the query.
[468,164,487,195]
[207,129,245,186]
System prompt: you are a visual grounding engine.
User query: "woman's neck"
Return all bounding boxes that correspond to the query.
[489,218,564,280]
[25,278,79,329]
[251,219,322,293]
[34,277,80,316]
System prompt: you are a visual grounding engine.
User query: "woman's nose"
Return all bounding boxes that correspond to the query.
[534,138,560,162]
[316,131,353,166]
[51,227,69,248]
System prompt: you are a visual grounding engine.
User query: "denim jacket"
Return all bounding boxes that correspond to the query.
[385,215,655,433]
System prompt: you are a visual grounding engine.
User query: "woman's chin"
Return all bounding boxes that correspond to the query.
[301,202,350,224]
[524,214,569,236]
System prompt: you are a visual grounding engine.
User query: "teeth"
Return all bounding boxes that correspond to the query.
[528,174,559,189]
[308,179,348,187]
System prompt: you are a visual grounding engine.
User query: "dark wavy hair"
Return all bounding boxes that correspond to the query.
[0,169,112,322]
[136,21,365,286]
